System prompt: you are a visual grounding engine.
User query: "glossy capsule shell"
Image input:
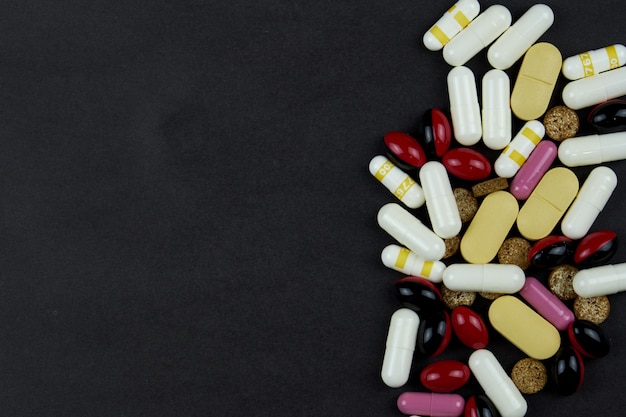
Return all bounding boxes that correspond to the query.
[563,66,626,110]
[397,392,465,417]
[519,277,575,331]
[369,156,425,208]
[447,66,482,146]
[420,360,471,393]
[558,131,626,167]
[487,4,554,70]
[573,262,626,297]
[394,276,443,313]
[562,44,626,80]
[423,0,481,51]
[420,161,462,239]
[495,120,545,178]
[482,69,512,150]
[529,235,575,268]
[509,140,557,200]
[442,148,491,181]
[381,308,420,388]
[464,395,500,417]
[568,319,610,359]
[552,346,584,396]
[417,310,452,358]
[588,99,626,133]
[451,306,489,349]
[383,132,427,170]
[423,108,453,157]
[489,295,561,359]
[383,245,446,282]
[574,230,618,268]
[377,203,446,261]
[443,263,525,294]
[469,349,527,417]
[442,5,511,67]
[561,166,617,239]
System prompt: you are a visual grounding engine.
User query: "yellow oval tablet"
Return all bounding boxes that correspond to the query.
[460,191,519,264]
[511,42,562,121]
[489,295,561,360]
[517,167,579,241]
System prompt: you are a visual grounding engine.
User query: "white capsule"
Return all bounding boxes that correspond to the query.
[469,349,527,417]
[443,263,525,293]
[558,131,626,167]
[423,0,481,51]
[381,245,446,283]
[447,66,482,146]
[442,5,511,67]
[482,69,512,150]
[369,156,425,208]
[573,263,626,298]
[377,203,446,261]
[562,44,626,80]
[419,161,462,239]
[381,308,419,388]
[561,166,617,239]
[494,120,544,178]
[562,66,626,110]
[487,4,554,70]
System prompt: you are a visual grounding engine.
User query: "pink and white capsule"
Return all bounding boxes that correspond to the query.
[420,161,462,239]
[495,120,545,178]
[482,69,512,150]
[381,244,446,283]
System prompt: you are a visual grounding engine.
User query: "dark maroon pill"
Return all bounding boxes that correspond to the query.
[417,310,452,358]
[529,235,575,268]
[568,319,610,359]
[552,346,584,396]
[574,230,618,268]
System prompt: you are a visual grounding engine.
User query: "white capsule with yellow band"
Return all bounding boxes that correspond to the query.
[369,155,425,208]
[562,44,626,80]
[494,120,545,178]
[423,0,480,51]
[381,244,446,283]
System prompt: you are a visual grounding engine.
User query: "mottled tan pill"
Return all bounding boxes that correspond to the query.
[472,177,509,198]
[442,284,476,309]
[498,237,531,270]
[511,358,548,394]
[548,264,579,300]
[573,295,610,324]
[543,105,580,141]
[454,188,478,223]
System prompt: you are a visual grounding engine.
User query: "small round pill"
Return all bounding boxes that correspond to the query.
[453,188,478,223]
[548,264,579,300]
[478,291,503,300]
[573,296,610,324]
[511,358,548,394]
[543,105,580,141]
[472,177,509,198]
[442,284,476,309]
[443,235,461,259]
[498,237,532,270]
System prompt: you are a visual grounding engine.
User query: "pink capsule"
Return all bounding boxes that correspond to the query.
[397,392,465,416]
[509,140,557,200]
[518,276,575,331]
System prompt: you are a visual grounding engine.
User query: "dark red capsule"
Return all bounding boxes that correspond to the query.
[417,310,452,358]
[395,276,443,313]
[423,108,452,157]
[419,359,471,392]
[451,306,489,349]
[552,346,584,396]
[574,230,618,268]
[442,148,492,181]
[464,395,501,417]
[588,99,626,133]
[384,131,428,170]
[528,235,575,268]
[568,319,610,359]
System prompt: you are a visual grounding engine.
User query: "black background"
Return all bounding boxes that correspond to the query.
[1,0,626,416]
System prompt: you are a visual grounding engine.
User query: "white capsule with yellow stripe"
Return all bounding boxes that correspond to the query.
[423,0,480,51]
[381,244,446,283]
[562,44,626,80]
[369,155,425,208]
[494,120,545,178]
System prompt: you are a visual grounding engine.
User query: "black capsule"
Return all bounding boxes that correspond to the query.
[528,235,575,268]
[588,100,626,133]
[417,310,451,358]
[551,346,584,396]
[464,394,501,417]
[568,319,610,359]
[574,230,618,268]
[394,276,443,313]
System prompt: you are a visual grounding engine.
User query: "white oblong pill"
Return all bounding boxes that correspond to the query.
[558,131,626,167]
[482,69,511,150]
[447,66,482,146]
[562,66,626,110]
[381,245,446,283]
[381,308,419,388]
[423,0,481,51]
[419,161,462,239]
[574,263,626,297]
[443,263,525,293]
[494,120,544,178]
[562,44,626,80]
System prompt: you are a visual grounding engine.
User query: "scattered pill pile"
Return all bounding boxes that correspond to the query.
[370,1,626,416]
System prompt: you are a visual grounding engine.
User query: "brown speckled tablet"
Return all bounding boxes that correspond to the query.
[498,237,532,270]
[442,284,476,309]
[443,235,461,259]
[511,358,548,394]
[574,295,610,324]
[479,291,503,300]
[472,177,509,198]
[453,188,478,223]
[543,105,580,141]
[548,264,579,300]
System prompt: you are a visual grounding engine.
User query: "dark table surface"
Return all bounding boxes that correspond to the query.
[2,0,626,415]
